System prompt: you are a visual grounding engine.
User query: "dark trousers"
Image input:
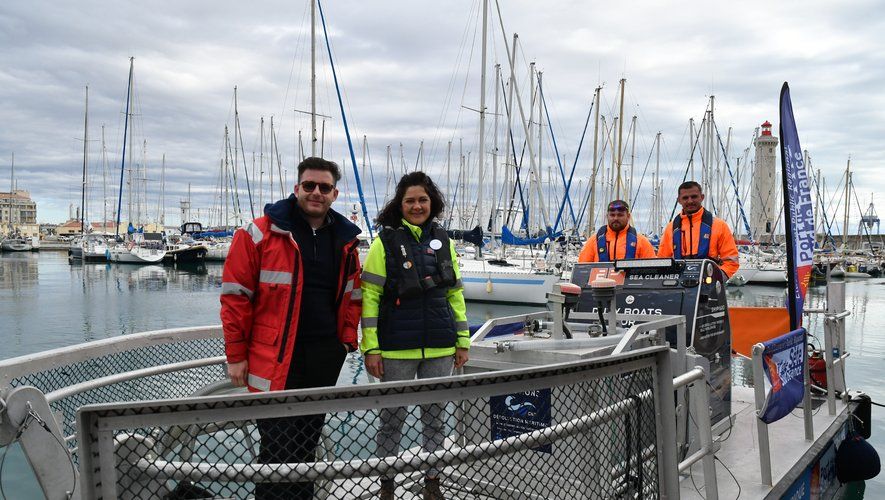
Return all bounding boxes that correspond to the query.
[255,337,347,500]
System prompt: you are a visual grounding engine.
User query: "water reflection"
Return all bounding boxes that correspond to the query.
[0,252,39,290]
[1,252,226,359]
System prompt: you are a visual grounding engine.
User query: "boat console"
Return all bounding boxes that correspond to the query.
[569,258,732,425]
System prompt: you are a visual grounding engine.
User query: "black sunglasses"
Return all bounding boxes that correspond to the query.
[300,181,335,194]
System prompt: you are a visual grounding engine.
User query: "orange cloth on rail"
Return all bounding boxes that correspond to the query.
[657,208,740,277]
[578,225,657,262]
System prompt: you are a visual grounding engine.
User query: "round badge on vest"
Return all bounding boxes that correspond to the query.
[429,239,443,251]
[403,261,413,269]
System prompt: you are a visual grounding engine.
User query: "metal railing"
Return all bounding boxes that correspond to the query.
[0,313,726,499]
[74,346,675,499]
[752,279,851,485]
[0,326,227,499]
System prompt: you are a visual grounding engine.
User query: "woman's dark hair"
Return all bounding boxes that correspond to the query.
[375,171,446,228]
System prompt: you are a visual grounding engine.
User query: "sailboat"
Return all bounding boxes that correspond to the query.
[106,58,166,264]
[1,156,34,252]
[452,6,561,305]
[0,237,32,252]
[69,86,109,262]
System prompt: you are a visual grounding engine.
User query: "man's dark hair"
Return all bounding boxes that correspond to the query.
[678,181,703,194]
[297,157,341,183]
[375,171,446,228]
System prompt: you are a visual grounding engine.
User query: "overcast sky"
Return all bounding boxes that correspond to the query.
[1,0,883,235]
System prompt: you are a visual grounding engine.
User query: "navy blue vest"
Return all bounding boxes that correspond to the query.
[672,210,713,259]
[377,223,457,351]
[597,226,637,262]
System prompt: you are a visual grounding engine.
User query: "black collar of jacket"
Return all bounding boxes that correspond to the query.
[263,194,362,242]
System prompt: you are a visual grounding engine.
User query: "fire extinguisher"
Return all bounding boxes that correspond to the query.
[809,349,828,389]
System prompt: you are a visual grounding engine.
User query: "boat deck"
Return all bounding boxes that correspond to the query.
[680,386,847,499]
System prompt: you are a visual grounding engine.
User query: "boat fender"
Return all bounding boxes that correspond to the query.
[165,480,214,499]
[835,429,880,483]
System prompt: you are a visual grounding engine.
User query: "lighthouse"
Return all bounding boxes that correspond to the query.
[752,121,779,240]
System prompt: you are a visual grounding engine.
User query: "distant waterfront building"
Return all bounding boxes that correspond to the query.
[751,121,778,241]
[0,189,37,228]
[57,220,83,236]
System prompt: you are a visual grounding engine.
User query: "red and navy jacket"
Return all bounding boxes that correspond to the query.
[220,195,362,392]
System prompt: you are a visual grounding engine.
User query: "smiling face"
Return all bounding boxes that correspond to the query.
[677,186,705,215]
[401,185,432,226]
[295,168,338,222]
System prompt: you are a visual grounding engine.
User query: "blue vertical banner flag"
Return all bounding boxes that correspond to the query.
[779,83,815,330]
[760,328,807,423]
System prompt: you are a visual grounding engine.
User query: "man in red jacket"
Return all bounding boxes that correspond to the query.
[221,157,362,499]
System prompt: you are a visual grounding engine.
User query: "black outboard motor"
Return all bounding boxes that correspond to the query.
[570,258,732,426]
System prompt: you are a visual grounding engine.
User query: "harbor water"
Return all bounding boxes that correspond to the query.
[1,251,883,495]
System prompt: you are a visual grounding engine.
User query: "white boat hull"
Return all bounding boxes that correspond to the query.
[69,240,109,261]
[732,266,787,284]
[1,239,33,252]
[205,242,230,261]
[107,246,166,264]
[458,259,558,304]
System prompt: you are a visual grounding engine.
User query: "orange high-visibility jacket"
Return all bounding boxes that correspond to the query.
[657,208,740,277]
[578,225,657,262]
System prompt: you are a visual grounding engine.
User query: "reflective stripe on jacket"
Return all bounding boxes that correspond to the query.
[360,219,470,359]
[220,210,362,392]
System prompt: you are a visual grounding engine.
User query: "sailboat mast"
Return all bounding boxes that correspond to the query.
[259,117,265,209]
[7,152,13,231]
[501,33,517,232]
[158,154,166,226]
[629,115,636,203]
[655,131,661,233]
[616,78,625,199]
[537,71,544,215]
[688,118,696,181]
[477,0,488,235]
[81,85,89,235]
[224,126,230,229]
[102,125,108,229]
[490,63,500,244]
[115,57,134,238]
[494,20,549,232]
[310,0,317,156]
[588,86,600,234]
[844,157,851,248]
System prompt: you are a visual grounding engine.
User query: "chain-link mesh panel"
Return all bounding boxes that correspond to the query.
[81,352,663,499]
[6,335,226,460]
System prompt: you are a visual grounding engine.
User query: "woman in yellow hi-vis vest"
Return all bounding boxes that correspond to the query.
[360,171,469,500]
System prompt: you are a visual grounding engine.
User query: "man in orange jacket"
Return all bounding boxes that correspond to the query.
[578,200,657,262]
[657,181,740,277]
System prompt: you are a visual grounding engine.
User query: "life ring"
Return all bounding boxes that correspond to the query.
[534,257,547,270]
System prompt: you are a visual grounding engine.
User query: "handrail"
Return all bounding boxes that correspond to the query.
[470,311,549,343]
[45,356,226,403]
[672,366,718,499]
[131,389,652,484]
[0,325,222,387]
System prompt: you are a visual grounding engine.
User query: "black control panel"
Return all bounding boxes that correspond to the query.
[570,258,732,424]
